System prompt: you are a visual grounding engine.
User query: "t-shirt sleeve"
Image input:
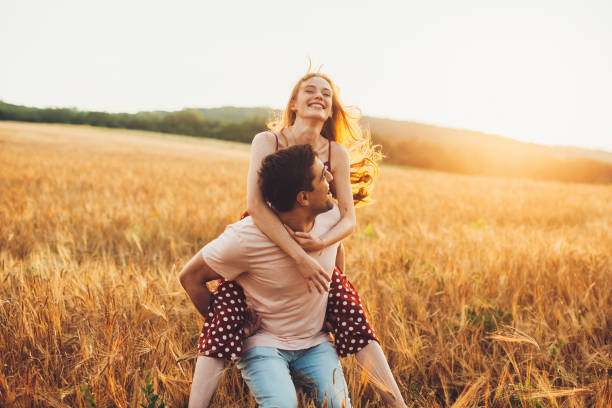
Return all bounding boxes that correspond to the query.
[200,225,248,281]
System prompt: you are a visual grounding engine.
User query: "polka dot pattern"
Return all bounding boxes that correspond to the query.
[196,280,246,360]
[196,212,377,360]
[196,268,378,360]
[325,267,378,357]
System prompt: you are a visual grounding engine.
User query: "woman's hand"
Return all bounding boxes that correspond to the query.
[284,224,330,292]
[294,253,330,294]
[283,224,326,252]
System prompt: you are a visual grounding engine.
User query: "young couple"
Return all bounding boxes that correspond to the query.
[179,73,406,407]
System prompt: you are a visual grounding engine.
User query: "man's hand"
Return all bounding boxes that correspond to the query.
[243,305,262,337]
[284,224,325,252]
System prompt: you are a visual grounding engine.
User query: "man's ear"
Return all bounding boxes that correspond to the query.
[296,191,308,207]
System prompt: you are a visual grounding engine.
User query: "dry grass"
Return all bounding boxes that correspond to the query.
[1,121,611,407]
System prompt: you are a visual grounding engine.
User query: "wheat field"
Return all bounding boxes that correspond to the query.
[0,121,610,407]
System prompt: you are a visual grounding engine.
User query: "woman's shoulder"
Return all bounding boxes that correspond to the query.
[329,140,348,154]
[252,130,277,144]
[329,140,350,168]
[251,131,279,151]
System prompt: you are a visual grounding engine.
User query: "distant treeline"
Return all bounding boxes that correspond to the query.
[0,101,268,143]
[374,133,612,183]
[2,101,612,183]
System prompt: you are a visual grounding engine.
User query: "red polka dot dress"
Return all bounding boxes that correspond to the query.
[325,267,378,357]
[196,266,378,360]
[196,280,247,359]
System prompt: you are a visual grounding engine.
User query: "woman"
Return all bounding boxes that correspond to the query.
[188,72,406,407]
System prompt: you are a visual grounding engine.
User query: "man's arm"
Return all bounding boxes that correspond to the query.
[179,250,222,319]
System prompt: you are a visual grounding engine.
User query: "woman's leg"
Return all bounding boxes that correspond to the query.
[188,356,225,408]
[326,267,404,405]
[355,342,406,407]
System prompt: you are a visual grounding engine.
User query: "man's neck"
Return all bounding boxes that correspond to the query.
[277,207,316,233]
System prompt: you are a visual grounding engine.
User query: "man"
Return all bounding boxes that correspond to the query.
[179,144,350,407]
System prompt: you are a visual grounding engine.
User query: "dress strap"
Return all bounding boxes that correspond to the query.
[326,138,332,169]
[271,131,279,152]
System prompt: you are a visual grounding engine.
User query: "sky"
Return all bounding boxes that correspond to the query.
[1,0,611,151]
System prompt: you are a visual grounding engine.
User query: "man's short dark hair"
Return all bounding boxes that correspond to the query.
[258,144,316,212]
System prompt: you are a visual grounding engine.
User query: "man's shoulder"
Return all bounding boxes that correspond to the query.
[227,216,269,241]
[227,206,340,247]
[314,203,341,233]
[203,216,270,262]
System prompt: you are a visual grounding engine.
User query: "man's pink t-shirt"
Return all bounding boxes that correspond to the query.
[201,204,341,351]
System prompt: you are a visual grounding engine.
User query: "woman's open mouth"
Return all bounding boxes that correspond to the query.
[308,102,325,110]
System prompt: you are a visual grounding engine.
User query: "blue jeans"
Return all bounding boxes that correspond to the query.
[235,341,351,408]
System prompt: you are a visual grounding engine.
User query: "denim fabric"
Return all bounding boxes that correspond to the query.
[236,341,351,408]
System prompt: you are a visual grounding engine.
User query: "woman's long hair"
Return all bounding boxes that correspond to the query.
[267,72,382,207]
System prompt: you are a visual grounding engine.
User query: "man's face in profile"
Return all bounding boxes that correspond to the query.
[306,157,334,215]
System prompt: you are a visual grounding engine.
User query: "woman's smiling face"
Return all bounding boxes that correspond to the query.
[291,76,333,121]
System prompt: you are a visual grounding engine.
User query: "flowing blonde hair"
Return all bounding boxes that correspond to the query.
[267,72,382,207]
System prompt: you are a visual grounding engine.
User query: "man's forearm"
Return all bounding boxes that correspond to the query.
[179,250,222,319]
[183,279,213,319]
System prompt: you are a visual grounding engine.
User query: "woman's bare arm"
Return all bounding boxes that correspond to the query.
[290,142,356,251]
[246,132,330,293]
[335,242,346,274]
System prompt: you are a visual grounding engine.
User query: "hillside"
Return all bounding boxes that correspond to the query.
[191,106,276,122]
[2,102,612,183]
[365,117,612,183]
[170,107,612,183]
[129,107,612,182]
[364,116,612,164]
